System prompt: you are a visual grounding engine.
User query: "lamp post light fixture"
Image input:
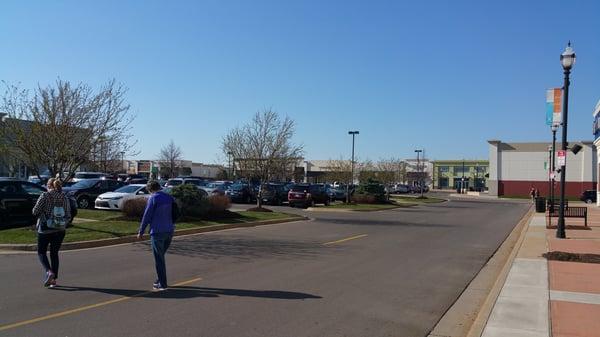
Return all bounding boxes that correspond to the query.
[347,131,359,203]
[415,149,423,197]
[556,42,576,239]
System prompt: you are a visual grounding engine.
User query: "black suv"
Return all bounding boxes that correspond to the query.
[288,184,330,208]
[260,183,287,205]
[226,183,255,203]
[64,179,125,209]
[580,190,597,204]
[0,179,46,228]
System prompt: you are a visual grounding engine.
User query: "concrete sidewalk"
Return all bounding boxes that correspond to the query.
[481,204,600,337]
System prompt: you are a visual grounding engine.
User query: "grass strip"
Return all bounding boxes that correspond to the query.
[0,211,295,244]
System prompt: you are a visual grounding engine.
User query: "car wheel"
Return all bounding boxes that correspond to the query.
[586,198,593,204]
[324,198,330,206]
[310,199,315,207]
[77,196,91,209]
[246,196,251,204]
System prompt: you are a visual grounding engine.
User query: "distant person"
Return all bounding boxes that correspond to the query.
[33,178,71,288]
[137,180,176,291]
[534,188,540,198]
[529,187,536,202]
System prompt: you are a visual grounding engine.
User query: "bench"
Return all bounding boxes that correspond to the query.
[546,205,587,227]
[546,199,568,213]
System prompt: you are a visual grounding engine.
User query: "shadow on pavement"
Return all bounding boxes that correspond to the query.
[49,285,322,300]
[316,218,455,228]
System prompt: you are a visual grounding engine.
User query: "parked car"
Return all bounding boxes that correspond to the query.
[288,184,330,208]
[165,177,205,188]
[28,175,51,186]
[326,186,347,201]
[580,190,597,204]
[94,184,150,210]
[225,183,255,203]
[391,184,410,194]
[202,181,232,196]
[261,183,287,205]
[0,179,47,228]
[64,179,125,209]
[71,172,109,182]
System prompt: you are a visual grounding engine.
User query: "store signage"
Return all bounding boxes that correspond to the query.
[546,88,562,126]
[557,150,566,167]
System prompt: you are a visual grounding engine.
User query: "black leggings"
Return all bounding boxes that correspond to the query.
[37,231,66,278]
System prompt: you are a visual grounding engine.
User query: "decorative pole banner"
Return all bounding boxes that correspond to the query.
[546,88,562,126]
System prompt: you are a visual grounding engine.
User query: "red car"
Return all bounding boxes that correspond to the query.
[288,184,330,208]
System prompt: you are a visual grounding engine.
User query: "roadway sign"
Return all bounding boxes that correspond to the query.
[557,150,566,166]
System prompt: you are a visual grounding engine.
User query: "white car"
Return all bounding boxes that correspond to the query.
[94,184,149,210]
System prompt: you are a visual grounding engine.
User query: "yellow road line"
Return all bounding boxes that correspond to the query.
[0,277,203,332]
[322,234,368,246]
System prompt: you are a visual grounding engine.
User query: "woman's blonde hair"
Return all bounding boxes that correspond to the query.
[53,180,63,192]
[47,178,56,189]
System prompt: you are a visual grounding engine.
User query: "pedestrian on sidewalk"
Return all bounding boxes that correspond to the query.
[530,186,536,202]
[33,178,71,288]
[137,180,176,291]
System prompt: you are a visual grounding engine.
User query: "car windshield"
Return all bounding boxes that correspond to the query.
[69,179,99,189]
[167,180,182,186]
[114,185,141,193]
[230,184,247,191]
[291,185,309,192]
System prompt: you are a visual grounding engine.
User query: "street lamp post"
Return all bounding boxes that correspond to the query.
[462,159,465,193]
[347,131,359,203]
[415,149,423,197]
[120,151,125,174]
[227,151,233,179]
[550,124,559,212]
[556,42,576,239]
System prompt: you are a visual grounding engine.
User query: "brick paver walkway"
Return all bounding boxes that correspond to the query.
[547,205,600,337]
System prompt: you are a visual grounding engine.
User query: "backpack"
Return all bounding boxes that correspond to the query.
[46,204,67,229]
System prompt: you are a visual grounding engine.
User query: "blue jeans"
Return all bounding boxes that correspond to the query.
[151,232,173,288]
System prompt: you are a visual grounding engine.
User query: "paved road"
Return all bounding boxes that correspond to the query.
[0,197,529,337]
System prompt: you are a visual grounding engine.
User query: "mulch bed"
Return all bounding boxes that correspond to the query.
[543,251,600,264]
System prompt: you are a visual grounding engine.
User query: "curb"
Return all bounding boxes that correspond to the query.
[0,216,307,252]
[428,205,534,337]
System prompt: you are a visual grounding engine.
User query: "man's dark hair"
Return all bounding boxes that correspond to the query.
[146,180,161,192]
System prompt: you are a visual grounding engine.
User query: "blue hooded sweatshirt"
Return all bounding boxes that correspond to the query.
[139,191,175,235]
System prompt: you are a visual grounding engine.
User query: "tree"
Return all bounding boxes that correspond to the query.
[0,79,136,181]
[222,109,303,208]
[324,158,352,185]
[158,140,183,179]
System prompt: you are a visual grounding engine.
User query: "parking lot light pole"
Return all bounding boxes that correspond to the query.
[557,42,576,239]
[347,131,359,203]
[227,151,233,179]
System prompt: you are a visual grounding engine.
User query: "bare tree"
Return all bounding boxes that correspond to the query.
[222,109,303,208]
[324,158,352,185]
[0,79,136,181]
[158,140,183,179]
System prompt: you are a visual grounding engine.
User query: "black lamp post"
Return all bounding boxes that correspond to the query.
[415,149,423,197]
[120,151,125,174]
[227,151,233,179]
[556,42,576,239]
[347,131,359,203]
[549,123,559,212]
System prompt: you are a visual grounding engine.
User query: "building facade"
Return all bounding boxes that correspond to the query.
[432,160,489,191]
[488,140,597,198]
[592,99,600,205]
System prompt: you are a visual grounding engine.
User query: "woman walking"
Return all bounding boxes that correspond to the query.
[33,178,71,288]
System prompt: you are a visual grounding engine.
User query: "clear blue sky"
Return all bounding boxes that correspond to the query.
[2,0,599,164]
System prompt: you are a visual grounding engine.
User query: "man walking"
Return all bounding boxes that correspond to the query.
[138,181,175,291]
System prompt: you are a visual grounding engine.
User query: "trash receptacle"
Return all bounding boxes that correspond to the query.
[535,197,546,213]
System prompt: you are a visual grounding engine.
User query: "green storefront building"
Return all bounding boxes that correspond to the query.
[432,160,489,191]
